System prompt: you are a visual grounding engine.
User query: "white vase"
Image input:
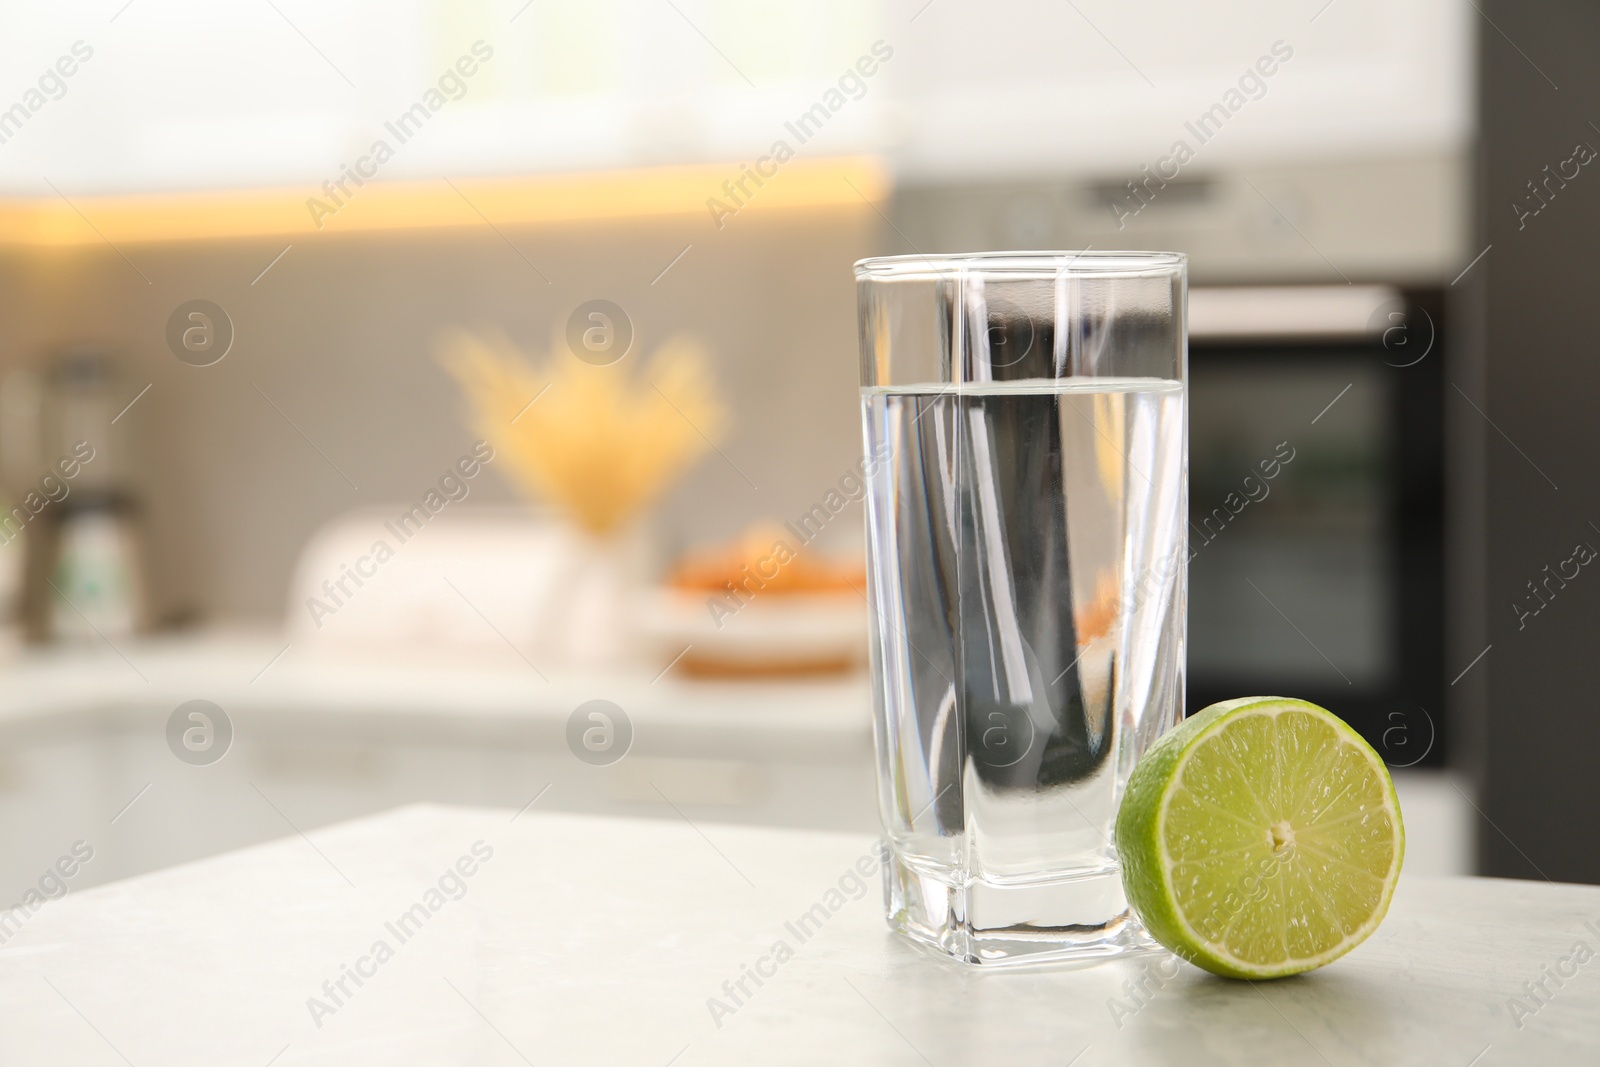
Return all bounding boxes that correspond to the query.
[551,524,646,670]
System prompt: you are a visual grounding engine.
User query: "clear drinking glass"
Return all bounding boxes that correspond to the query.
[856,251,1187,966]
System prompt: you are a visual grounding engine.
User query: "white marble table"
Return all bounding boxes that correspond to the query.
[2,805,1594,1066]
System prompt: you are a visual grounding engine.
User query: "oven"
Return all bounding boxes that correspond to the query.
[1185,286,1446,767]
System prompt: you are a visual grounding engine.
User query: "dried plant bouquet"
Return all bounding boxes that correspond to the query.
[443,330,727,536]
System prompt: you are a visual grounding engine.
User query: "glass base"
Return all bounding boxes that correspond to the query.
[885,849,1158,967]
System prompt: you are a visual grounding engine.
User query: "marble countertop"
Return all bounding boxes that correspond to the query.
[2,804,1595,1065]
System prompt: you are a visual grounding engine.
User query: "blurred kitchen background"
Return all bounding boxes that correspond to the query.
[1,0,1594,898]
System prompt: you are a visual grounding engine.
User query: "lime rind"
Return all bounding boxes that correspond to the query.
[1115,696,1405,979]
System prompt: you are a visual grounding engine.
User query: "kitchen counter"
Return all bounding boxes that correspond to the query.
[0,631,874,751]
[0,633,1473,900]
[0,634,881,897]
[2,804,1592,1065]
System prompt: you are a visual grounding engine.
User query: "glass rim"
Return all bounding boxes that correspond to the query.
[854,249,1186,280]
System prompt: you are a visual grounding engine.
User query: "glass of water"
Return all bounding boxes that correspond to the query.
[856,251,1187,966]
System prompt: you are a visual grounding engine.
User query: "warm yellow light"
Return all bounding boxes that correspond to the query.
[0,157,890,246]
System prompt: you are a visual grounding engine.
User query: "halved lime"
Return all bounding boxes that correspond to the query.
[1115,697,1404,979]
